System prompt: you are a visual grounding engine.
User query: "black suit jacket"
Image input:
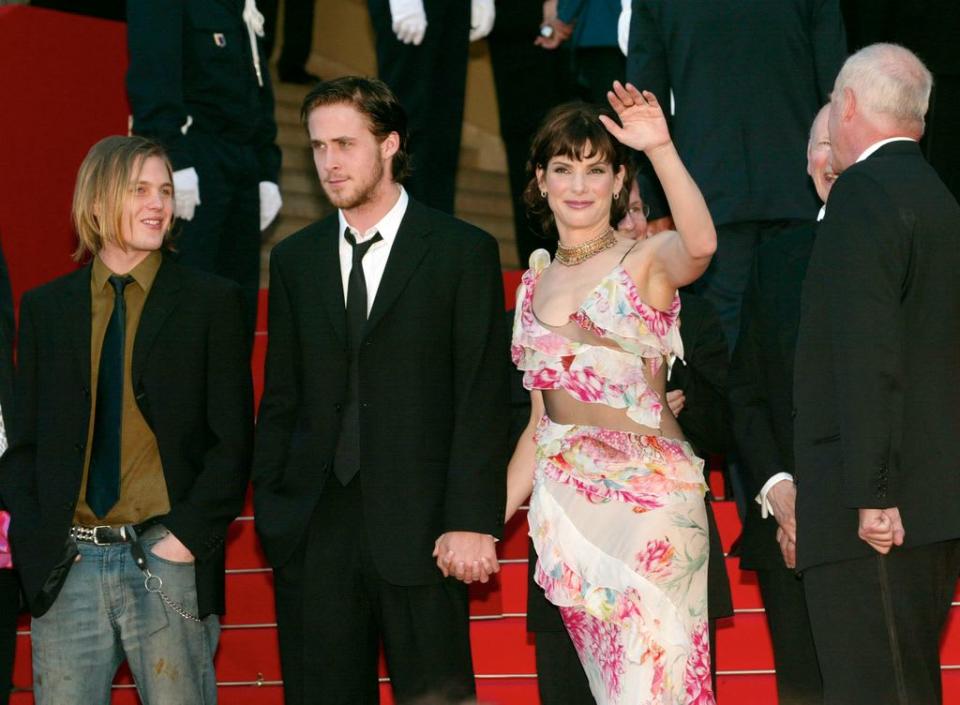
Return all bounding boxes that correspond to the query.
[0,257,253,617]
[729,221,816,569]
[626,0,846,226]
[794,141,960,570]
[252,198,510,585]
[126,0,281,183]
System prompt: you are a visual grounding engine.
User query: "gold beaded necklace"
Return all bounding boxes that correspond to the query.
[555,228,617,266]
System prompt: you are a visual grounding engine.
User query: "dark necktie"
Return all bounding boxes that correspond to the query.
[344,230,383,349]
[87,274,133,518]
[333,229,382,485]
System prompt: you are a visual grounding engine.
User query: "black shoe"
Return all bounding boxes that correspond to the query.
[278,66,321,85]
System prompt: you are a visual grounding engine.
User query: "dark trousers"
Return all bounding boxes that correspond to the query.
[571,46,625,105]
[174,134,260,339]
[803,540,960,705]
[0,570,17,705]
[692,219,803,354]
[756,566,822,705]
[367,0,470,214]
[260,0,316,74]
[487,32,574,265]
[273,476,475,705]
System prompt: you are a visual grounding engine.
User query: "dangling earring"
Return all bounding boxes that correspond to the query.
[541,190,547,198]
[613,191,620,200]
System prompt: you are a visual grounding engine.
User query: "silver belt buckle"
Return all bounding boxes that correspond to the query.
[91,525,113,546]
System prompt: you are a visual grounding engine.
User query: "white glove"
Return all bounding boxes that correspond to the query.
[173,167,201,221]
[259,181,282,231]
[389,0,427,46]
[617,0,631,56]
[470,0,495,42]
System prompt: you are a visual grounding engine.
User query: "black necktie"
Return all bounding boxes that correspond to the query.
[344,229,383,349]
[333,229,382,486]
[87,274,133,518]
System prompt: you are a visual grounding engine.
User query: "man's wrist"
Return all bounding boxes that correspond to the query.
[756,472,794,519]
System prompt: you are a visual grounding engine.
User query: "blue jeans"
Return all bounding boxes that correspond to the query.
[31,525,220,705]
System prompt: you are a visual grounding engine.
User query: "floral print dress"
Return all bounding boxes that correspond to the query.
[512,250,715,705]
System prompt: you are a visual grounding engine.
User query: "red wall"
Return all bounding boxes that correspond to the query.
[0,6,129,304]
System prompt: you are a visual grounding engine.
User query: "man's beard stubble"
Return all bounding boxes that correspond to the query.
[323,158,386,211]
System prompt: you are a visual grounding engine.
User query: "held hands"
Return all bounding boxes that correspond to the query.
[389,0,427,46]
[433,531,499,584]
[767,479,798,569]
[858,507,906,554]
[600,82,671,155]
[150,532,195,564]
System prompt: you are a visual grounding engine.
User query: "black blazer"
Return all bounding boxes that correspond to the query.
[0,257,253,617]
[126,0,281,183]
[626,0,846,226]
[793,141,960,570]
[729,221,816,569]
[252,198,510,585]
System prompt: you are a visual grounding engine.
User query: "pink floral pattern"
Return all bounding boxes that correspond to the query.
[684,622,715,705]
[636,539,677,581]
[511,250,684,429]
[514,250,714,704]
[0,512,10,570]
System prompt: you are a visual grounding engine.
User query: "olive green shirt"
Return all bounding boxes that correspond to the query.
[74,251,170,526]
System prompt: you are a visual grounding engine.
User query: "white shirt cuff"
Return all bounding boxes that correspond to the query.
[756,472,794,519]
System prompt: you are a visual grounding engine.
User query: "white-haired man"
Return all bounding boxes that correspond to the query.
[794,43,960,704]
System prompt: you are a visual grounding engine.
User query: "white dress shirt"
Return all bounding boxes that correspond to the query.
[337,187,409,315]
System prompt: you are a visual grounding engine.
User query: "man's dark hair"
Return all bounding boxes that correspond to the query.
[300,76,411,183]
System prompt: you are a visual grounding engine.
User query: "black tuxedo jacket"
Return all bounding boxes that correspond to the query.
[729,221,816,569]
[794,141,960,570]
[252,198,510,585]
[0,256,253,617]
[626,0,845,226]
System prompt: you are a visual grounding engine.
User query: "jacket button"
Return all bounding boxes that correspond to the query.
[791,407,797,419]
[74,443,85,452]
[334,403,343,412]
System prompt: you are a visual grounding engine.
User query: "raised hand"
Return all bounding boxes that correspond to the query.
[599,81,671,154]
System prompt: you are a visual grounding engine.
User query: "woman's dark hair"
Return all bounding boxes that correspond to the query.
[523,102,633,237]
[300,75,411,183]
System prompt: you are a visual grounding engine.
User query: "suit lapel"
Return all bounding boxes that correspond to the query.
[60,265,93,385]
[365,200,431,336]
[312,219,348,345]
[132,257,181,386]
